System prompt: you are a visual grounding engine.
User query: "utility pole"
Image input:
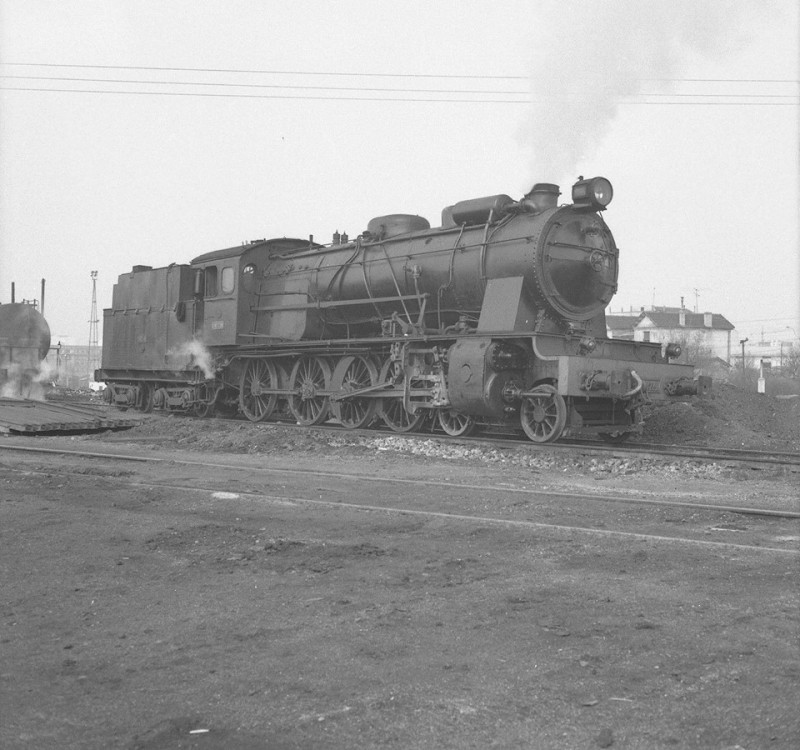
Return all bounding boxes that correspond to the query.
[739,338,748,380]
[89,271,99,381]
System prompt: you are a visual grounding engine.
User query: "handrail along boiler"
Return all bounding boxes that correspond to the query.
[96,177,709,442]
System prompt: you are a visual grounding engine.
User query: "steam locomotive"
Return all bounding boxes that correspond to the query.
[96,177,708,442]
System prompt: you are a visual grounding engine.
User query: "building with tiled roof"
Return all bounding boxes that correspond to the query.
[635,310,735,363]
[605,314,640,340]
[606,307,736,363]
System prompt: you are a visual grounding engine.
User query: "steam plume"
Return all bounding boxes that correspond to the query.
[168,339,216,379]
[0,358,55,400]
[522,0,769,185]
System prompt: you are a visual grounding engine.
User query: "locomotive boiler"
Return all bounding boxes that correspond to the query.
[97,177,708,442]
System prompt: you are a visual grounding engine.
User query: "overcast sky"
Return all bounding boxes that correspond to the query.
[1,0,798,349]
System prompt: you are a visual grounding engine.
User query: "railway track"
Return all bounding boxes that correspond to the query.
[108,414,800,470]
[2,442,798,525]
[36,395,800,470]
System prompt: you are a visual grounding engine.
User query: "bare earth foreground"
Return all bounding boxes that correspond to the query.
[1,385,798,749]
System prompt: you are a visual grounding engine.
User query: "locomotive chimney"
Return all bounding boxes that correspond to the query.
[11,281,15,303]
[41,278,46,316]
[524,183,561,213]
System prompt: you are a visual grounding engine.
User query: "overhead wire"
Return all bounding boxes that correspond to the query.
[0,63,796,104]
[2,62,798,84]
[1,74,798,100]
[2,87,797,104]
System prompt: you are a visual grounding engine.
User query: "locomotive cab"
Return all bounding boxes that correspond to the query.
[190,245,250,347]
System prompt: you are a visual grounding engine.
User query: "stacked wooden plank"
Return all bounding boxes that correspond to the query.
[0,398,142,435]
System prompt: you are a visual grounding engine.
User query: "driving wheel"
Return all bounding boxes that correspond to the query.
[289,355,331,426]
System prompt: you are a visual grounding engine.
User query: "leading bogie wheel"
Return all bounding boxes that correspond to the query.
[239,358,279,422]
[331,355,379,429]
[289,355,332,426]
[437,408,476,437]
[520,384,567,443]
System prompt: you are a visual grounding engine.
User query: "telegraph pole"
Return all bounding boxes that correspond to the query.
[739,338,748,379]
[89,271,99,380]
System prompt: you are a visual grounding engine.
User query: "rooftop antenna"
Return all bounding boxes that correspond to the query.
[89,271,99,380]
[693,287,709,313]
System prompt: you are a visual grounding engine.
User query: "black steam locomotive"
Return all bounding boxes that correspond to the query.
[96,177,708,442]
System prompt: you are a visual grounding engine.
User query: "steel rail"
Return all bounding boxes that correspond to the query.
[38,397,800,468]
[2,442,798,519]
[3,463,797,554]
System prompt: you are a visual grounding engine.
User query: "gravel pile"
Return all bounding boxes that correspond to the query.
[641,383,800,451]
[84,381,798,478]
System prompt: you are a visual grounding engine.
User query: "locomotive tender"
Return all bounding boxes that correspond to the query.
[97,177,709,442]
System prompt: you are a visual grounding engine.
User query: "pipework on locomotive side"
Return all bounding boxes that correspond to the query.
[96,176,709,443]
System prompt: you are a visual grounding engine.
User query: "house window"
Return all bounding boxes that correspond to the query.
[642,331,651,342]
[221,266,235,294]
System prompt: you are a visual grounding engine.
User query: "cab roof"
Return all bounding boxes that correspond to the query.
[191,237,319,266]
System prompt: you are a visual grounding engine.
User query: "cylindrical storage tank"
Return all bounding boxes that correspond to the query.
[0,303,52,395]
[0,303,51,364]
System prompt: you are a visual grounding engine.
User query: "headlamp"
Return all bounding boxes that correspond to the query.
[571,176,613,210]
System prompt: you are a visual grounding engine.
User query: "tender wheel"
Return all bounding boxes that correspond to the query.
[376,358,425,433]
[520,384,567,443]
[239,358,279,422]
[331,355,378,429]
[289,355,331,426]
[437,408,476,437]
[137,383,154,413]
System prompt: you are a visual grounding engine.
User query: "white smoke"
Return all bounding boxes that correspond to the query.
[168,339,216,379]
[521,0,771,185]
[1,357,56,401]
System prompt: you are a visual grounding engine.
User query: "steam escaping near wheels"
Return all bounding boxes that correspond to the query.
[0,303,52,400]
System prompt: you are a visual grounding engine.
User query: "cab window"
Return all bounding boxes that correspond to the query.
[205,266,218,297]
[221,266,235,294]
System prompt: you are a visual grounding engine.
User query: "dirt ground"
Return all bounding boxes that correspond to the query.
[1,384,799,749]
[640,384,800,452]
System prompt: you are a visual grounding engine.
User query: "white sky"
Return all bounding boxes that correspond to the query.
[1,0,798,348]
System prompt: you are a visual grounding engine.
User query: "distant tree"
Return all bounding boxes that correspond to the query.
[782,344,800,379]
[728,358,759,389]
[673,332,714,364]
